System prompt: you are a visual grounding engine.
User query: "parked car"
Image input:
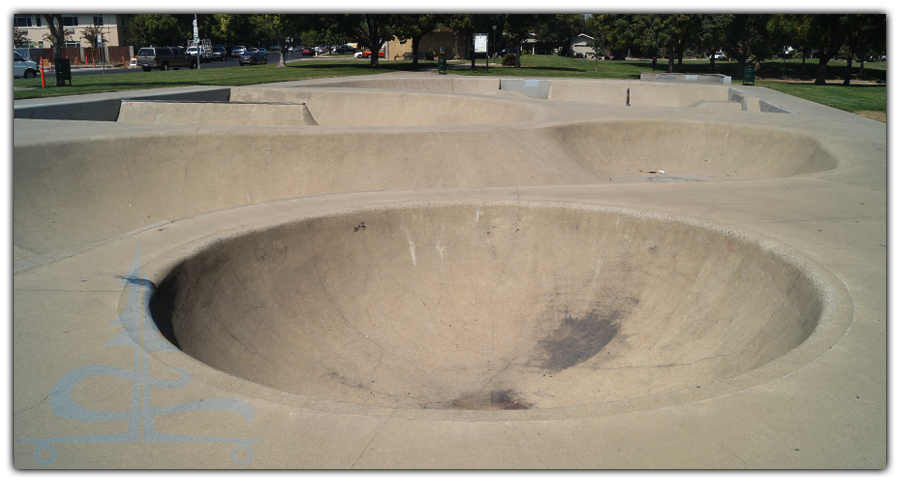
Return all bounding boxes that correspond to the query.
[497,47,516,57]
[186,46,209,62]
[211,45,228,60]
[14,51,38,78]
[335,45,356,54]
[231,46,247,58]
[257,47,267,56]
[301,47,314,56]
[135,47,197,71]
[714,51,725,60]
[239,51,267,66]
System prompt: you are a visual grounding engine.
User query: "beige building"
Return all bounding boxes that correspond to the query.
[14,14,129,49]
[387,29,471,60]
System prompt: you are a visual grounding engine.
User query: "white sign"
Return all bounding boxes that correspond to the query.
[474,33,488,53]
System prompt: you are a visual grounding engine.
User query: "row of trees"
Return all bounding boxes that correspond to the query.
[31,13,885,84]
[587,14,886,85]
[123,14,591,68]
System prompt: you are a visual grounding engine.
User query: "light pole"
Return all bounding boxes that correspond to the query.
[492,25,497,63]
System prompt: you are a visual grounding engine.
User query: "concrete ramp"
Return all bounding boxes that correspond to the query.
[548,79,732,107]
[230,87,536,126]
[117,100,318,126]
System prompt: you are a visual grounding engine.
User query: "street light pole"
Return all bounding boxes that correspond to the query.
[492,25,496,63]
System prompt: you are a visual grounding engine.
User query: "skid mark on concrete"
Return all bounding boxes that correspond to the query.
[534,310,624,373]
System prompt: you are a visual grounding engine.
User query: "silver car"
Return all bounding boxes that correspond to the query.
[211,45,228,60]
[231,46,246,58]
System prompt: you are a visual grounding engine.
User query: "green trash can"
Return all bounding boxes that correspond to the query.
[55,58,71,86]
[438,57,447,74]
[743,66,755,86]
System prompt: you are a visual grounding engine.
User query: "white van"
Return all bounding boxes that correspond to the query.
[14,52,38,79]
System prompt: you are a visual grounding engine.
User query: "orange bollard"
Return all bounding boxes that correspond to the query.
[40,62,45,88]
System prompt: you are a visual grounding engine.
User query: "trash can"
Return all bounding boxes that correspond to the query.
[438,57,447,74]
[743,66,755,86]
[55,58,71,86]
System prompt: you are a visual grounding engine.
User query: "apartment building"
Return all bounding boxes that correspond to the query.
[14,14,129,48]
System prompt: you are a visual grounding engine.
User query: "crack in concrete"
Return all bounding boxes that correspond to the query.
[350,414,393,469]
[14,392,50,417]
[489,188,521,355]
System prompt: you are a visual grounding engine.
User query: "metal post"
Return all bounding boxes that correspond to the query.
[492,26,496,63]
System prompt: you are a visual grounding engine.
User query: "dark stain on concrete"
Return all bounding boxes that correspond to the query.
[451,389,529,410]
[535,309,623,372]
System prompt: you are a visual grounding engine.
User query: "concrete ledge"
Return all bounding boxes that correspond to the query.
[13,87,231,121]
[499,78,551,99]
[641,72,732,85]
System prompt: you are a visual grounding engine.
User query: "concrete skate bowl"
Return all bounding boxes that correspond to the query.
[148,201,839,419]
[543,120,838,181]
[12,118,837,259]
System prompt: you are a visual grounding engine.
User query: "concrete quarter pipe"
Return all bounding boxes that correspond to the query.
[13,74,885,469]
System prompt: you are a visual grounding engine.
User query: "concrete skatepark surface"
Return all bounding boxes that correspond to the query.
[12,73,886,469]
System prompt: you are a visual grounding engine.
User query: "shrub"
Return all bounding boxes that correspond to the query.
[501,53,516,66]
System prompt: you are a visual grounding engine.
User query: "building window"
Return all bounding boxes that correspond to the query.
[62,15,79,27]
[93,15,104,26]
[64,41,81,48]
[14,15,33,27]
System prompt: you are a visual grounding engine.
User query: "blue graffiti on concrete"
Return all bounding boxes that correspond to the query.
[20,246,262,466]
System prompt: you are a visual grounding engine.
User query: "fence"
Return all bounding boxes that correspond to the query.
[17,46,134,67]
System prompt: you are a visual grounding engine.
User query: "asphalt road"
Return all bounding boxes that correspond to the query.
[48,52,338,77]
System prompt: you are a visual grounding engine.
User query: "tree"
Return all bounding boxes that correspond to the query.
[15,28,30,48]
[257,14,306,67]
[82,24,107,63]
[41,15,70,60]
[841,14,885,84]
[654,14,701,72]
[535,14,586,57]
[698,14,732,72]
[128,14,183,47]
[806,14,849,85]
[588,14,638,60]
[504,14,541,67]
[326,14,395,67]
[720,14,774,80]
[767,14,796,78]
[587,34,605,71]
[393,14,446,64]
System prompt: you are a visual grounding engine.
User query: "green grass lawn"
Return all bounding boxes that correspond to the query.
[14,54,885,119]
[13,59,438,99]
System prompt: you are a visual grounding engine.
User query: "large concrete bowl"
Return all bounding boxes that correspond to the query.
[151,201,826,412]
